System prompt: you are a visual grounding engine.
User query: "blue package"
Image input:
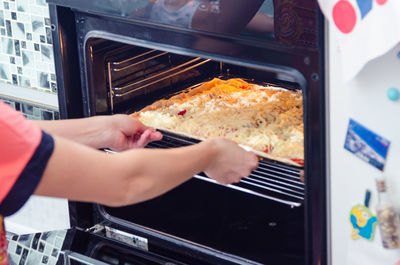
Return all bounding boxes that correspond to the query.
[344,119,390,171]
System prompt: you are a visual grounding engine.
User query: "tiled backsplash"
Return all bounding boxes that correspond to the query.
[6,230,67,265]
[0,96,59,120]
[0,0,57,94]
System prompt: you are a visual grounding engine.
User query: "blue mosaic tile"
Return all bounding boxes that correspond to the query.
[0,10,4,26]
[21,102,33,115]
[15,245,22,255]
[22,50,33,67]
[8,253,19,265]
[14,39,21,56]
[38,72,49,88]
[51,248,58,258]
[31,16,43,32]
[41,109,53,120]
[50,81,56,93]
[2,37,14,54]
[18,234,33,249]
[41,44,52,61]
[18,75,31,87]
[20,248,29,265]
[0,0,58,94]
[1,97,59,120]
[31,233,40,251]
[38,242,45,253]
[16,0,28,12]
[12,73,18,84]
[5,20,12,36]
[36,0,47,7]
[45,27,52,44]
[10,21,25,39]
[26,249,42,264]
[0,63,10,80]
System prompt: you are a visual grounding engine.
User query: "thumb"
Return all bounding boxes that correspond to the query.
[149,131,163,141]
[135,129,152,148]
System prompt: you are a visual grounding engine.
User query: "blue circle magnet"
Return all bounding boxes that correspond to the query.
[387,87,399,101]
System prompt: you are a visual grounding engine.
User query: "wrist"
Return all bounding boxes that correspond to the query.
[201,138,222,171]
[83,116,114,149]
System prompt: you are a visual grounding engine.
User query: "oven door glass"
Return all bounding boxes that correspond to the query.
[80,0,318,48]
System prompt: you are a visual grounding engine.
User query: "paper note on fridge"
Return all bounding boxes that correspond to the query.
[344,119,390,171]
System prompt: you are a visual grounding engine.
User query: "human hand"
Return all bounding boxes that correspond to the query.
[203,138,259,185]
[101,114,162,151]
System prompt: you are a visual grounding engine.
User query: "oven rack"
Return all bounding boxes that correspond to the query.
[106,49,211,112]
[146,130,304,208]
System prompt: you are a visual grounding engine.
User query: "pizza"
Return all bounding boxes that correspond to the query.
[132,78,304,167]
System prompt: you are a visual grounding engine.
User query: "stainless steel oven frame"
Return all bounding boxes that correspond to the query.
[47,1,327,264]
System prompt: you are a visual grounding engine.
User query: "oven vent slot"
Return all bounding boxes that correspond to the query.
[106,49,211,113]
[147,130,304,208]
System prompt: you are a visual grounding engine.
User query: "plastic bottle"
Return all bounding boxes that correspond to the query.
[376,177,400,249]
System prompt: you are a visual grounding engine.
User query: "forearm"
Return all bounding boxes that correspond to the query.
[34,135,218,206]
[116,141,218,204]
[33,117,107,148]
[193,0,264,33]
[245,13,274,34]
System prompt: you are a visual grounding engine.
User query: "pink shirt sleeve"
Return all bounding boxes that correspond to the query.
[0,101,42,204]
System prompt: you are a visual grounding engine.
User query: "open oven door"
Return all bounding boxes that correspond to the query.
[64,40,307,265]
[47,0,327,264]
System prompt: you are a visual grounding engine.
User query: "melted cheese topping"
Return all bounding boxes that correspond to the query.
[135,78,304,160]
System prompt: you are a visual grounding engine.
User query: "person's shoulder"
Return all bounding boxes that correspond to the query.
[0,101,42,146]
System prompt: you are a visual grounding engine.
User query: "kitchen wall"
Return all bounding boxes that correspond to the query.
[0,0,70,234]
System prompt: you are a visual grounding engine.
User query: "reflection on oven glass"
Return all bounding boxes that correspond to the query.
[92,0,318,47]
[130,0,274,36]
[274,0,318,48]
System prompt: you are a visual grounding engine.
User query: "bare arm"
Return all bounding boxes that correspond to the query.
[34,135,258,207]
[192,0,265,34]
[33,114,162,151]
[245,12,274,34]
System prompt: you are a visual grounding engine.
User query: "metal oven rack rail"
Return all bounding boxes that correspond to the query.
[147,130,304,208]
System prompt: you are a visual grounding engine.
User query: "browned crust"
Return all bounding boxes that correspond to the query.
[131,78,304,167]
[134,78,256,114]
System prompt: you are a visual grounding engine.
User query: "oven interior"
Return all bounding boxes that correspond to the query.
[84,38,305,265]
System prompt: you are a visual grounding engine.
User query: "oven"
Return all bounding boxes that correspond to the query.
[47,1,326,264]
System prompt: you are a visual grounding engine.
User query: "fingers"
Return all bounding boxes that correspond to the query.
[246,151,259,172]
[119,115,148,135]
[150,131,163,141]
[130,119,162,142]
[204,138,259,185]
[135,129,152,148]
[228,152,257,184]
[134,129,163,148]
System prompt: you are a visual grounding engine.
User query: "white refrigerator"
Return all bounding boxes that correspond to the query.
[327,21,400,265]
